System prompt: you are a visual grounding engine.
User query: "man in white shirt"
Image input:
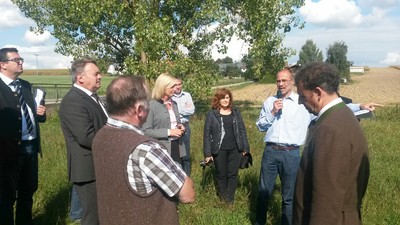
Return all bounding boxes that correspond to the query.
[172,79,195,176]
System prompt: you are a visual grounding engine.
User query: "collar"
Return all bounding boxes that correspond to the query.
[107,117,144,135]
[0,73,16,86]
[73,83,95,97]
[315,98,345,125]
[173,91,185,98]
[286,91,298,102]
[317,97,343,119]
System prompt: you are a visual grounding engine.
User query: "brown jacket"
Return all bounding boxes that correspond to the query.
[93,125,179,225]
[293,102,370,225]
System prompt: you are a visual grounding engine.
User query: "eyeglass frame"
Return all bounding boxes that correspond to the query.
[5,58,24,64]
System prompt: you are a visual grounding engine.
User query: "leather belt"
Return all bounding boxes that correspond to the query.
[266,142,299,151]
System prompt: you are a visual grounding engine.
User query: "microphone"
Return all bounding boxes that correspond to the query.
[277,89,282,116]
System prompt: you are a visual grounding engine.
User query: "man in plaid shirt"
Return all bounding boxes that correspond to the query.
[93,75,195,225]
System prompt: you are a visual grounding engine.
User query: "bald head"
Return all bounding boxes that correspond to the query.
[106,75,149,117]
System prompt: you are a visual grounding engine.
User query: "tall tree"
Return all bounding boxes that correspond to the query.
[222,56,233,64]
[326,41,351,81]
[298,39,323,65]
[12,0,304,98]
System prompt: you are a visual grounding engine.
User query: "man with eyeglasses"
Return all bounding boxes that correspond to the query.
[254,65,377,225]
[0,47,46,225]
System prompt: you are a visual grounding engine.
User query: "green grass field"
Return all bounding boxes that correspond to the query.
[20,75,117,102]
[31,102,400,225]
[20,75,247,103]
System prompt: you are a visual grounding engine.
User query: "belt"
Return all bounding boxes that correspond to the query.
[21,139,36,145]
[266,142,299,151]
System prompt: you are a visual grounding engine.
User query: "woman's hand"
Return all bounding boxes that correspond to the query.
[205,156,213,163]
[177,124,186,133]
[170,128,184,138]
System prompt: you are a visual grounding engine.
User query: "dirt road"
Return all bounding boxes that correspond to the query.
[232,67,400,106]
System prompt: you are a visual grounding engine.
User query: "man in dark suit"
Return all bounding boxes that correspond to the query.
[59,59,107,225]
[0,47,46,225]
[293,62,370,225]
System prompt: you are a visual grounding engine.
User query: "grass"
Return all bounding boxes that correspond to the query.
[31,102,400,225]
[23,69,70,76]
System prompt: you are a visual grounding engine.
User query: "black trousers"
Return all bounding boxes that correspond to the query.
[171,140,181,164]
[0,140,38,225]
[213,148,241,203]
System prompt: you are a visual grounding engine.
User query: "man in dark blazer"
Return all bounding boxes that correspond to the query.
[59,59,107,225]
[0,47,46,225]
[293,62,370,225]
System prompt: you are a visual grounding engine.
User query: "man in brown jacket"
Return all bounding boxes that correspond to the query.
[293,62,370,225]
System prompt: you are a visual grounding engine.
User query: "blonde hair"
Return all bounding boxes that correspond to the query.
[151,73,178,100]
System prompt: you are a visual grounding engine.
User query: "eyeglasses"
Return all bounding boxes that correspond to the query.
[276,79,290,84]
[6,58,24,63]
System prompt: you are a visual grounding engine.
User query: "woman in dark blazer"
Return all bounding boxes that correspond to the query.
[203,88,250,204]
[142,73,186,164]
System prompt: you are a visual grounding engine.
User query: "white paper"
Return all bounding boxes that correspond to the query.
[35,89,45,106]
[354,109,373,119]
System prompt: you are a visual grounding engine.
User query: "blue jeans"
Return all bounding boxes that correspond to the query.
[255,145,300,225]
[70,186,82,220]
[181,123,191,176]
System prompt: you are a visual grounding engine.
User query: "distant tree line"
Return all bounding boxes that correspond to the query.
[297,39,352,82]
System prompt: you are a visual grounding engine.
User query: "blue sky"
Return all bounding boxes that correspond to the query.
[1,0,399,69]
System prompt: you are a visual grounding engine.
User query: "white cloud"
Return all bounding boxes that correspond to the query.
[300,0,363,28]
[0,0,33,29]
[2,45,73,69]
[24,30,52,45]
[211,35,249,62]
[359,0,399,9]
[380,52,400,65]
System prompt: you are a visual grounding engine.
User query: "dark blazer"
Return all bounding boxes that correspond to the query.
[59,86,107,182]
[293,102,370,225]
[0,78,46,156]
[142,99,186,157]
[203,108,250,157]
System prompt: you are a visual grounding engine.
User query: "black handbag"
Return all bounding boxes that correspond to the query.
[239,152,253,169]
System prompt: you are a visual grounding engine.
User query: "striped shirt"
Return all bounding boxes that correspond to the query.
[107,117,186,197]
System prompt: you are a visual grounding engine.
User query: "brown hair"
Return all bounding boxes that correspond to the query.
[211,88,233,109]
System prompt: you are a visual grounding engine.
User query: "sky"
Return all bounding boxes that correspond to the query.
[1,0,399,69]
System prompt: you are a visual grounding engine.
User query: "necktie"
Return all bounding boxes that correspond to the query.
[92,93,107,107]
[12,80,34,134]
[92,93,100,104]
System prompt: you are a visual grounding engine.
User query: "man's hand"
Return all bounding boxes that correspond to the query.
[273,99,283,115]
[37,105,46,116]
[360,103,384,112]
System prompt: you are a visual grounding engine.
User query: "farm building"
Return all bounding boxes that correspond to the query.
[350,66,365,74]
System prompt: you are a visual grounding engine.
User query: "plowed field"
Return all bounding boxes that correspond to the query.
[232,67,400,106]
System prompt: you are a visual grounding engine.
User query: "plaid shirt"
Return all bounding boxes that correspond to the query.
[107,117,186,197]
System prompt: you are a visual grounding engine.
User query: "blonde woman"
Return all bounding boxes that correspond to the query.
[142,73,186,164]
